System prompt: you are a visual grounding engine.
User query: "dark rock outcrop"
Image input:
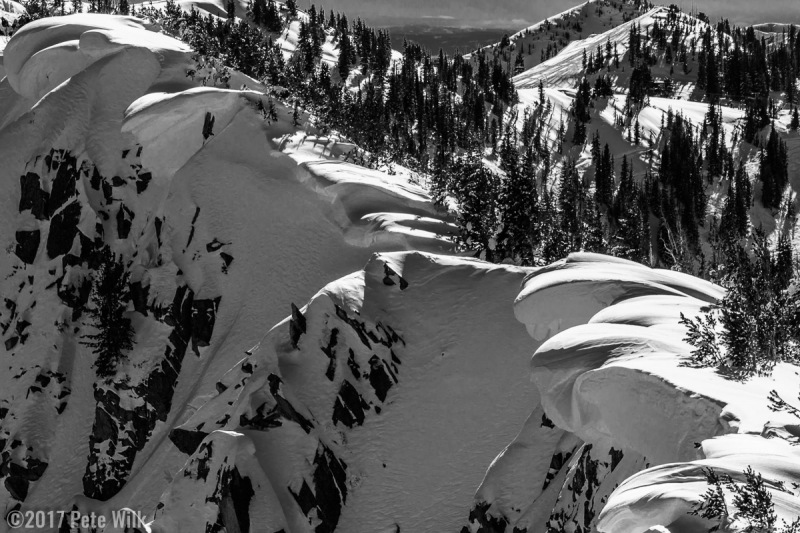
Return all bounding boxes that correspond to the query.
[15,230,40,264]
[18,173,49,220]
[46,201,81,259]
[83,285,222,500]
[288,444,348,533]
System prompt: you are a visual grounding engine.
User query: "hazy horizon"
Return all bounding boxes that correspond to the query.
[307,0,800,30]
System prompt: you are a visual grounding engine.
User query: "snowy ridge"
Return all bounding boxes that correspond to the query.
[0,14,451,530]
[2,8,799,533]
[153,251,538,532]
[471,0,646,77]
[466,253,800,532]
[599,434,800,533]
[513,4,717,92]
[514,6,665,89]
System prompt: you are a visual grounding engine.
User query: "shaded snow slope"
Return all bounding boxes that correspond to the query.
[0,14,453,530]
[471,0,645,78]
[514,253,722,340]
[514,5,713,92]
[3,10,799,533]
[467,253,800,533]
[599,434,800,533]
[153,251,538,532]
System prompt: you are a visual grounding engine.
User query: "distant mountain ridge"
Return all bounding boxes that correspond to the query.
[0,1,799,532]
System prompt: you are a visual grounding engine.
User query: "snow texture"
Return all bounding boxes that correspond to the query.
[477,252,800,533]
[2,8,799,533]
[0,13,462,532]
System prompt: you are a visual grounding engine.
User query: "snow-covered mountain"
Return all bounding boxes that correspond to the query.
[0,12,455,531]
[493,0,800,266]
[473,0,645,77]
[1,1,799,532]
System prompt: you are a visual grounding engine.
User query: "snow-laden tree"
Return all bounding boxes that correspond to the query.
[82,247,136,378]
[681,230,800,378]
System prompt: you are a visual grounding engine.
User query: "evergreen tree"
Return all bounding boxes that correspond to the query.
[338,29,352,79]
[498,143,539,264]
[627,63,652,107]
[251,0,264,24]
[571,77,592,144]
[514,49,525,75]
[263,0,281,30]
[721,162,752,239]
[760,127,789,210]
[538,79,545,106]
[594,142,614,207]
[682,229,800,377]
[558,160,586,252]
[691,465,800,533]
[82,247,136,378]
[450,152,501,261]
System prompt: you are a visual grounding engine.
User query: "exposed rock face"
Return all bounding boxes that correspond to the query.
[83,285,222,500]
[8,12,795,533]
[0,14,455,530]
[151,251,535,532]
[162,271,411,532]
[153,431,267,533]
[19,172,49,220]
[14,230,40,264]
[460,254,800,533]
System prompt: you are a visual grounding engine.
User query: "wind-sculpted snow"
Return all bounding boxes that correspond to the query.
[513,253,722,340]
[598,435,800,533]
[2,11,799,533]
[281,135,458,251]
[466,253,800,533]
[154,251,539,532]
[0,14,455,529]
[2,14,170,100]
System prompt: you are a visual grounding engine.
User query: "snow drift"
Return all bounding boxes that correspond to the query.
[152,251,539,532]
[599,434,800,533]
[465,253,800,533]
[0,13,458,530]
[2,10,799,533]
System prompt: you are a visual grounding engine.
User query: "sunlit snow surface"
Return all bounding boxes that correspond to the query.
[0,14,480,533]
[502,253,800,533]
[1,9,800,533]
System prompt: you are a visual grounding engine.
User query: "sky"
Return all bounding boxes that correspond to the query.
[310,0,800,29]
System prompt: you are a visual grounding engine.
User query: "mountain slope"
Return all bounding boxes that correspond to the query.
[153,251,538,532]
[466,253,800,532]
[473,0,645,77]
[1,3,800,533]
[0,13,453,529]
